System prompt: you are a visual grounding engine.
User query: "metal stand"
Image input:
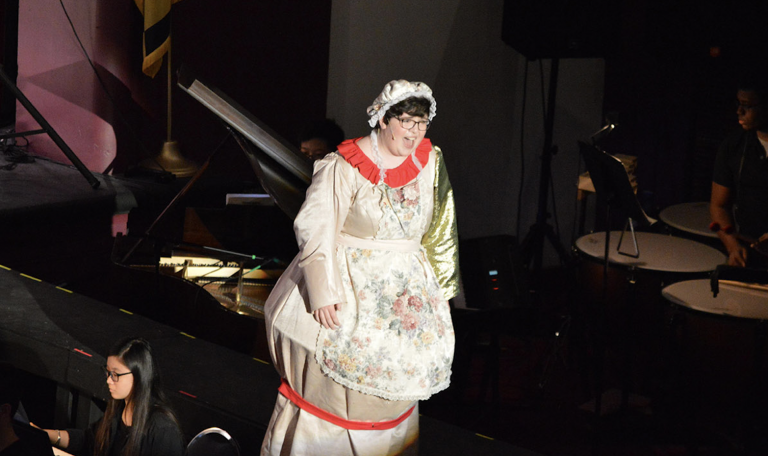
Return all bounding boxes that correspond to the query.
[0,64,100,188]
[520,58,572,273]
[578,141,655,453]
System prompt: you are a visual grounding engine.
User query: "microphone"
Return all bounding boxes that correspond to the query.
[590,123,615,146]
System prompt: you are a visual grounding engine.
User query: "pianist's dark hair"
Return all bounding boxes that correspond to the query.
[94,338,181,456]
[298,118,345,151]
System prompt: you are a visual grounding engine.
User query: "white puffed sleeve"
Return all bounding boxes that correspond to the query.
[293,153,356,311]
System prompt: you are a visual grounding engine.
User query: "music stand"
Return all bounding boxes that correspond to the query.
[577,141,655,421]
[578,141,654,246]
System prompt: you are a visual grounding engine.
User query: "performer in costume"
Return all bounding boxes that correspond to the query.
[261,80,459,456]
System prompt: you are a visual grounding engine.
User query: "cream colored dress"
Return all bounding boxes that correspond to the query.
[261,138,457,456]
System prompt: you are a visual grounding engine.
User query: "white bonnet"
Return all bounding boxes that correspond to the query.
[366,79,437,128]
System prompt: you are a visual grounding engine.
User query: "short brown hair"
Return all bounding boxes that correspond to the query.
[380,97,432,128]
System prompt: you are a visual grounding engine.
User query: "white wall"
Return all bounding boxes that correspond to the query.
[328,0,605,267]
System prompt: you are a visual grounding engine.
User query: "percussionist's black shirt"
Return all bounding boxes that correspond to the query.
[713,129,768,239]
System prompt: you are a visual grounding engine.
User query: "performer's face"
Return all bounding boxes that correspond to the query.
[378,113,428,158]
[736,90,768,132]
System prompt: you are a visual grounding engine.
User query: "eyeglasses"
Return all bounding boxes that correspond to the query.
[394,117,430,131]
[103,367,133,382]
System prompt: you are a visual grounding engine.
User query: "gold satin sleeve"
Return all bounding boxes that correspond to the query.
[422,146,460,300]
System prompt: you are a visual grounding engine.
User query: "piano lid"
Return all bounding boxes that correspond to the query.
[177,66,312,219]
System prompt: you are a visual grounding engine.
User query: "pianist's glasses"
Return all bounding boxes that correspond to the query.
[103,367,133,382]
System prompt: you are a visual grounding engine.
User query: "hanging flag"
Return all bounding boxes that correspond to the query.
[134,0,182,78]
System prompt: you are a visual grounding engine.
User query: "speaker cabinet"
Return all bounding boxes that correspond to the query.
[501,0,619,59]
[459,235,529,310]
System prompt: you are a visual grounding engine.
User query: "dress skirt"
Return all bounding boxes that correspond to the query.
[261,256,420,456]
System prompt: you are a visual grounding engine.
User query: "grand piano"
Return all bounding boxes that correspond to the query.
[109,67,314,362]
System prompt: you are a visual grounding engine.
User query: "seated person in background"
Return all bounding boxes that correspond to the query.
[0,362,52,455]
[36,338,184,456]
[298,118,345,161]
[711,67,768,268]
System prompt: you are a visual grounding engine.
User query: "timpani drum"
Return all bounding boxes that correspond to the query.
[574,231,725,274]
[659,202,721,248]
[574,231,727,363]
[661,279,768,431]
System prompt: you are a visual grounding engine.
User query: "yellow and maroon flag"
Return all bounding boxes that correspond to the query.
[134,0,182,77]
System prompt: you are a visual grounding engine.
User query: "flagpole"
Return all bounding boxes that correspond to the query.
[140,30,198,178]
[167,37,172,142]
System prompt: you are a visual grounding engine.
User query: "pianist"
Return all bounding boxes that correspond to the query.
[37,338,184,456]
[298,118,345,161]
[261,79,459,455]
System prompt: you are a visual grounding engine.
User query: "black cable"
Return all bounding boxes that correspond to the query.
[541,60,565,261]
[538,59,548,236]
[539,60,547,128]
[57,0,164,172]
[549,164,562,253]
[516,59,529,238]
[542,62,561,242]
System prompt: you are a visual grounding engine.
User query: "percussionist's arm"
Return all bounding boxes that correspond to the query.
[710,182,747,267]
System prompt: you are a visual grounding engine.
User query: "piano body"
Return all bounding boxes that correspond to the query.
[110,68,313,361]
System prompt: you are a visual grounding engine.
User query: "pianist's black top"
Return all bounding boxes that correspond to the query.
[66,403,184,456]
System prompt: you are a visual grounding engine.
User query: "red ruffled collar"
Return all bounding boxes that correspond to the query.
[337,137,432,187]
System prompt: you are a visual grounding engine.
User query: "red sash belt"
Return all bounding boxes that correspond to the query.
[278,378,416,430]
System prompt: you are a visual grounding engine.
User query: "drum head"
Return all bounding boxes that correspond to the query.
[662,279,768,320]
[574,232,725,273]
[659,202,718,239]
